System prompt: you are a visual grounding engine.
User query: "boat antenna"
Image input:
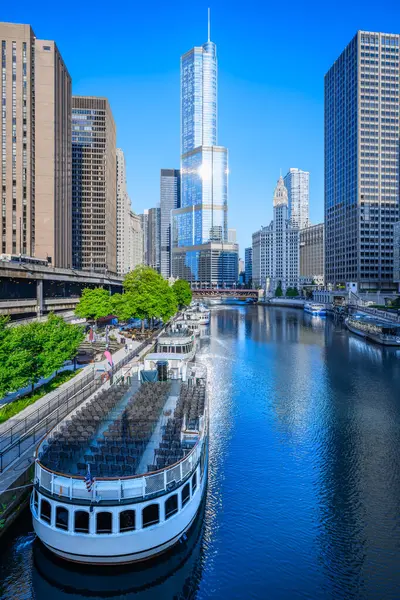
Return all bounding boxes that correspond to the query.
[208,7,211,42]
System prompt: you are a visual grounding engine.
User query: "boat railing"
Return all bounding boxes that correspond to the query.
[35,435,203,503]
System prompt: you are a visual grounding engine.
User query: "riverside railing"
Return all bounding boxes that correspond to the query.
[0,329,161,472]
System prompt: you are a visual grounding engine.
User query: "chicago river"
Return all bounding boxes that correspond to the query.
[1,305,400,599]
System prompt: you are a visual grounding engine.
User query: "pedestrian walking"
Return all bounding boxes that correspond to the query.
[125,342,128,354]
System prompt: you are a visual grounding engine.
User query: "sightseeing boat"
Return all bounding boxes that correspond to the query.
[144,326,197,379]
[31,360,208,565]
[304,302,327,316]
[345,314,400,346]
[187,303,211,325]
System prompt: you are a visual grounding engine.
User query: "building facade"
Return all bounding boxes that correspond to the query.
[128,211,143,272]
[148,207,161,272]
[139,211,149,266]
[300,223,324,285]
[116,149,131,275]
[245,247,253,286]
[252,177,299,293]
[171,30,237,286]
[325,30,400,291]
[0,22,72,267]
[284,168,309,230]
[72,96,116,273]
[228,228,237,243]
[160,169,180,278]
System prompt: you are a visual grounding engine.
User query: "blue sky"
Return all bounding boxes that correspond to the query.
[3,0,400,255]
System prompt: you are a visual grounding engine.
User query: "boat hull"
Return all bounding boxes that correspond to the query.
[346,321,400,346]
[32,448,208,565]
[304,308,326,316]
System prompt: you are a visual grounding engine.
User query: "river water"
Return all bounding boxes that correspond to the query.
[1,305,400,600]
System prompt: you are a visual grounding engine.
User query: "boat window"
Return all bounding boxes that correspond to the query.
[40,499,51,524]
[165,494,178,519]
[33,490,38,513]
[176,346,181,353]
[142,504,160,528]
[96,511,112,534]
[75,510,89,533]
[182,483,190,507]
[55,506,69,530]
[120,510,135,532]
[192,470,197,493]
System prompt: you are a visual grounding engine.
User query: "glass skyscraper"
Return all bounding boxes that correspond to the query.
[160,169,180,278]
[325,31,400,290]
[172,27,237,287]
[284,168,309,230]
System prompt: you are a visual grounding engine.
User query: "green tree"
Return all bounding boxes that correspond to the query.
[0,315,84,397]
[75,287,112,321]
[123,266,177,331]
[172,279,192,309]
[286,287,299,297]
[275,281,283,297]
[110,293,138,322]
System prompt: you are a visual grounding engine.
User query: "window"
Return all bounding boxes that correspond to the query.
[165,494,178,519]
[55,506,69,531]
[181,483,190,507]
[75,511,89,533]
[119,510,135,532]
[142,504,160,528]
[43,45,51,51]
[33,490,38,513]
[40,499,51,524]
[192,471,197,493]
[96,512,112,534]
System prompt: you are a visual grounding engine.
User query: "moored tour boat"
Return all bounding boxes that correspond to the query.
[31,354,208,565]
[304,303,327,316]
[345,314,400,346]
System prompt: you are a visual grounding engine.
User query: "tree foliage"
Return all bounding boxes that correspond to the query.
[286,287,299,297]
[122,266,177,326]
[0,314,84,397]
[75,288,112,320]
[172,279,192,309]
[275,281,283,297]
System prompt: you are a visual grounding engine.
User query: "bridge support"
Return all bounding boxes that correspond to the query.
[36,280,44,317]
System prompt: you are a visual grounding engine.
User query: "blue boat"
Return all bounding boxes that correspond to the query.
[304,303,327,316]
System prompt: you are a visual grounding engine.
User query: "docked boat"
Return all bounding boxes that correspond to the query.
[31,360,208,565]
[187,303,210,325]
[144,326,197,377]
[345,314,400,346]
[304,303,327,316]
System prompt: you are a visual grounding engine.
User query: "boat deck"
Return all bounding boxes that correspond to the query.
[38,377,205,479]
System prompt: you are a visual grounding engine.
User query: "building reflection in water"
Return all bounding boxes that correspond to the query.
[317,320,400,598]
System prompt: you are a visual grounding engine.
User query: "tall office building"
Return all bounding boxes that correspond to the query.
[128,211,143,271]
[116,149,131,275]
[171,21,238,287]
[139,210,149,266]
[325,31,400,291]
[228,228,237,243]
[160,169,180,278]
[252,177,299,292]
[284,168,309,230]
[300,223,324,285]
[245,247,253,285]
[147,207,161,272]
[72,96,116,273]
[0,22,72,266]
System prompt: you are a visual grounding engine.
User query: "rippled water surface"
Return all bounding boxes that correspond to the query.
[1,306,400,599]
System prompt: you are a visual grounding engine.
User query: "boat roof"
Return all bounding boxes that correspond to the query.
[38,367,206,479]
[350,313,400,329]
[145,352,192,360]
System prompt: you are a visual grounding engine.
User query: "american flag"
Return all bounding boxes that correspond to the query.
[85,465,94,493]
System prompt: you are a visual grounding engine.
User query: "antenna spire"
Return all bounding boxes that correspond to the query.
[208,7,211,42]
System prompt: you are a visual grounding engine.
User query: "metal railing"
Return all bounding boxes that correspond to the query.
[0,329,161,472]
[36,436,204,503]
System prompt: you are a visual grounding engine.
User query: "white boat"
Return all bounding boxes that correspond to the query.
[345,314,400,346]
[304,303,327,316]
[186,304,210,325]
[31,361,208,565]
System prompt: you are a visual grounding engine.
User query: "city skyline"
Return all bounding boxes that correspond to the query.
[3,2,400,255]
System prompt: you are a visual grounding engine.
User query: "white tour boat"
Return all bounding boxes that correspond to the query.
[31,360,208,565]
[187,302,211,325]
[304,303,327,316]
[345,314,400,346]
[144,326,197,378]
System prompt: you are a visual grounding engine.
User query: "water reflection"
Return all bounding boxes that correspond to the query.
[1,306,400,599]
